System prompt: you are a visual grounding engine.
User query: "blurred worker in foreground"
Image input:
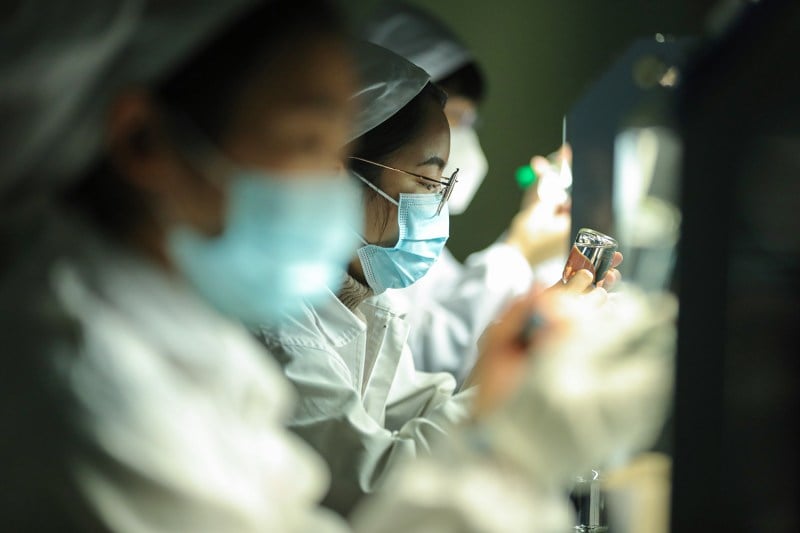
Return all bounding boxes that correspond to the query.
[1,1,360,530]
[1,1,674,531]
[364,2,575,385]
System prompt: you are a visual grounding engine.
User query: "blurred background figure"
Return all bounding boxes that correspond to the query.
[0,1,361,530]
[363,2,572,386]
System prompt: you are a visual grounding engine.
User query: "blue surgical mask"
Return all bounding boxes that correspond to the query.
[167,173,362,324]
[354,172,449,294]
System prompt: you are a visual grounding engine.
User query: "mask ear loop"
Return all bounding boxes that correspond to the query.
[351,170,400,246]
[352,171,399,206]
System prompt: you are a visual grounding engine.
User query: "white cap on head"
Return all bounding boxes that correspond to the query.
[348,40,431,142]
[0,0,258,200]
[362,2,472,82]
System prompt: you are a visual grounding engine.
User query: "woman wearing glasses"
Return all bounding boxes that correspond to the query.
[256,44,461,516]
[256,42,597,517]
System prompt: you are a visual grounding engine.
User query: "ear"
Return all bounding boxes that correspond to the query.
[105,89,187,194]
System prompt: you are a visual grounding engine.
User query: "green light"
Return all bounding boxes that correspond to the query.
[515,165,537,189]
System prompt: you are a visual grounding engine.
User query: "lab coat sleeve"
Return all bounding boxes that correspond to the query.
[61,322,349,533]
[350,439,574,533]
[0,260,347,533]
[478,290,678,488]
[2,214,350,533]
[350,289,677,533]
[271,341,474,517]
[404,243,534,385]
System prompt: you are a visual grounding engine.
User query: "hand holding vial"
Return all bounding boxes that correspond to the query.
[562,228,623,289]
[506,144,572,267]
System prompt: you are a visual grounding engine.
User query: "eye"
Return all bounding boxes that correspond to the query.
[418,180,441,193]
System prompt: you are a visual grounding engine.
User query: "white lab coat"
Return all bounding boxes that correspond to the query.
[1,211,347,533]
[2,210,558,532]
[351,437,575,533]
[257,283,476,515]
[2,210,673,533]
[389,243,534,385]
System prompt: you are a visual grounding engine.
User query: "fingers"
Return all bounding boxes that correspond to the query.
[562,269,594,293]
[583,286,609,307]
[531,144,572,174]
[560,143,573,166]
[597,254,623,290]
[555,199,572,215]
[599,268,621,290]
[530,155,551,176]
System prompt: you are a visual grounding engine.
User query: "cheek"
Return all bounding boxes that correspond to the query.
[166,168,226,237]
[363,196,400,246]
[189,181,227,236]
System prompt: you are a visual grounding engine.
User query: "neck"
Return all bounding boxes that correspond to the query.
[348,255,367,285]
[338,257,373,311]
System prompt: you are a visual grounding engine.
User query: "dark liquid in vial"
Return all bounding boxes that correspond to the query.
[562,244,616,285]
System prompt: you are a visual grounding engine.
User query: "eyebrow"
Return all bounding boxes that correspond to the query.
[417,156,446,169]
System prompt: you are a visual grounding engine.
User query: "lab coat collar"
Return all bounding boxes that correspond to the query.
[260,287,367,349]
[259,284,411,353]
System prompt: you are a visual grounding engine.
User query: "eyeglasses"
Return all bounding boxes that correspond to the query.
[349,156,458,216]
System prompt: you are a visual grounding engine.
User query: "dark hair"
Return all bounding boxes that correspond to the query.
[437,61,486,104]
[349,81,447,236]
[65,0,344,238]
[349,82,447,184]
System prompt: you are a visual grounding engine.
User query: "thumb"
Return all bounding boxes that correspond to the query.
[562,269,594,294]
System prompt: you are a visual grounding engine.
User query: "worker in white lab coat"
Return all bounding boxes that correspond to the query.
[256,40,622,517]
[0,1,360,530]
[364,3,573,385]
[0,1,671,531]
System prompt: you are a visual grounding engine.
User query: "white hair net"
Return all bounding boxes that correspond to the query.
[362,2,472,82]
[348,40,431,142]
[0,0,258,200]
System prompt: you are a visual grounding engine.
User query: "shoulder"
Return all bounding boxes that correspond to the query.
[256,289,367,352]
